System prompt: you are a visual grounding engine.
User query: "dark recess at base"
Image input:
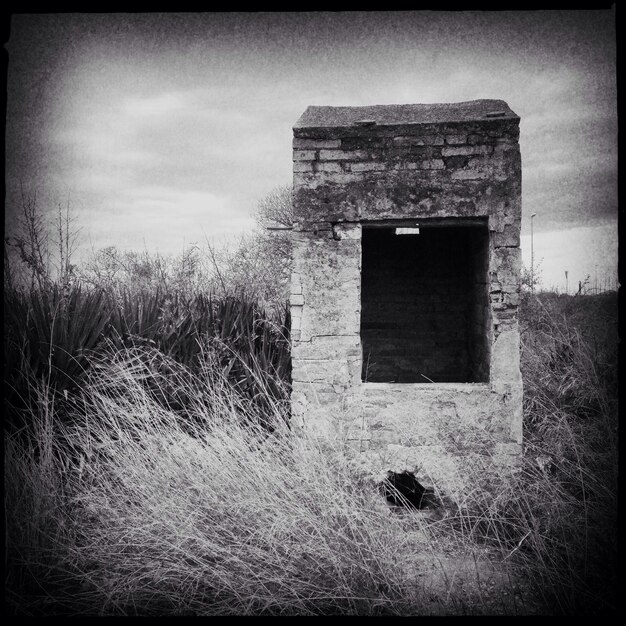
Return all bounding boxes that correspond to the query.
[382,470,440,510]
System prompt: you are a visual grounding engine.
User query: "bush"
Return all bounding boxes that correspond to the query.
[3,284,112,431]
[4,284,291,433]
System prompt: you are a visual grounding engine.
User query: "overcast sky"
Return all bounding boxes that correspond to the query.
[4,10,618,291]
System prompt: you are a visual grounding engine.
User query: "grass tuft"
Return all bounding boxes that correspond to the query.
[6,347,431,616]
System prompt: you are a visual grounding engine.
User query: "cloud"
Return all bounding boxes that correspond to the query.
[80,186,255,254]
[49,84,291,240]
[6,10,617,286]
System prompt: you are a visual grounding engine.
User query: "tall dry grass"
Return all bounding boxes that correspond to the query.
[515,292,618,614]
[4,380,83,614]
[4,289,619,615]
[6,345,439,616]
[435,292,619,615]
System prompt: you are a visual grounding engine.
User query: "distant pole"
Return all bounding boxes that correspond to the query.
[530,213,537,294]
[565,270,568,295]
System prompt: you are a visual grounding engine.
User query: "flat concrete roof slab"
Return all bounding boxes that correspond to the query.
[294,99,519,130]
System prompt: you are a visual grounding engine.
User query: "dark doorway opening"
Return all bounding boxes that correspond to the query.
[361,220,490,383]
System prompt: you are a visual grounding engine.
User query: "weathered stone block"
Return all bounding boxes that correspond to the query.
[290,271,303,295]
[293,162,314,173]
[393,135,445,146]
[490,329,522,383]
[422,135,445,145]
[451,168,489,180]
[492,222,521,247]
[293,149,317,161]
[445,133,467,145]
[350,161,387,172]
[421,159,445,170]
[321,172,367,186]
[341,136,388,150]
[319,149,369,161]
[316,162,343,173]
[294,335,361,360]
[293,138,341,149]
[491,247,522,284]
[292,235,361,341]
[442,145,491,157]
[292,359,352,386]
[467,133,488,145]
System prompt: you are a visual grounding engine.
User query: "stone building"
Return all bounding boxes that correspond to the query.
[290,100,523,504]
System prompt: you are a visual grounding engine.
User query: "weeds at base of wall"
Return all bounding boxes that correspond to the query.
[430,438,617,615]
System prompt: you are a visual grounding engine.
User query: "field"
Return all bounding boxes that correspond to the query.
[3,277,619,615]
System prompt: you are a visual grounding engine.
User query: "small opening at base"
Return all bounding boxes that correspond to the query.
[381,471,439,510]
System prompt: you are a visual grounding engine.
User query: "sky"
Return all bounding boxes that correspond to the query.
[4,10,619,292]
